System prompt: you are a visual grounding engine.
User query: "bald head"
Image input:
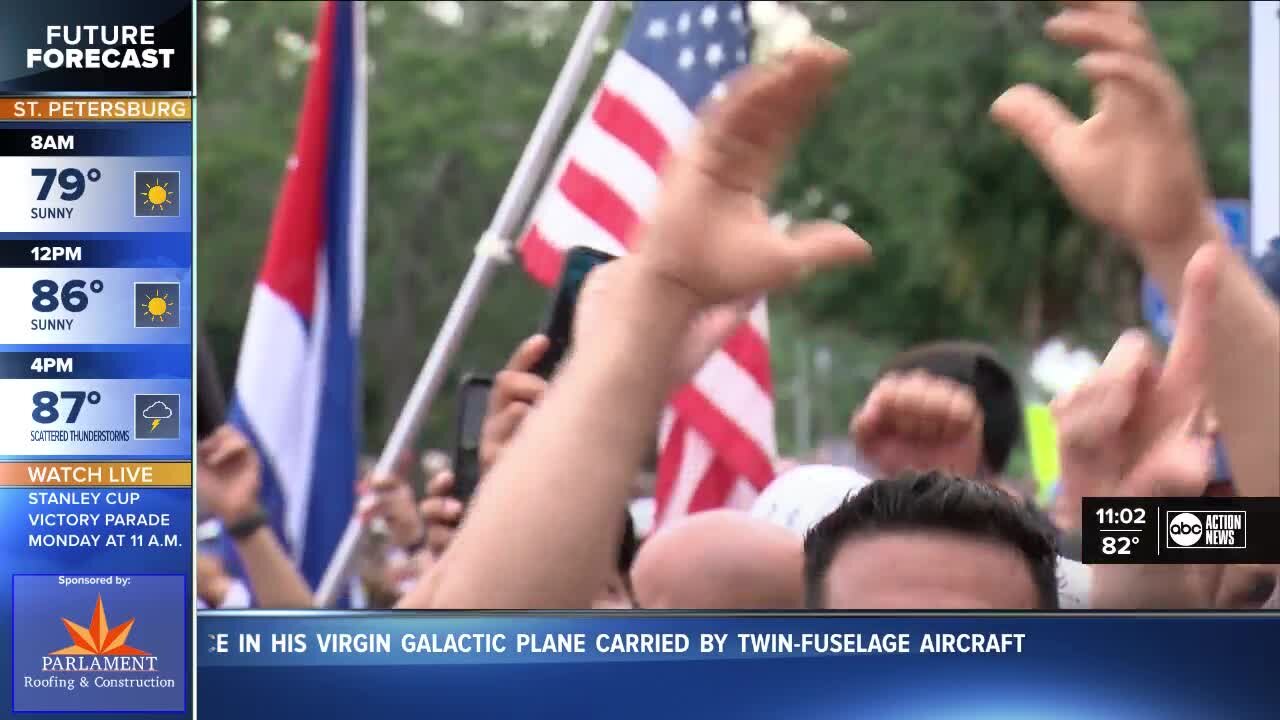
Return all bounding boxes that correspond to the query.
[631,510,804,609]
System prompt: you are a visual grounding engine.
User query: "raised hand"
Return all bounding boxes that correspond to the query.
[197,425,262,525]
[481,335,551,472]
[631,39,871,308]
[851,372,985,479]
[574,262,753,389]
[366,470,427,550]
[418,469,463,557]
[990,1,1216,261]
[1052,243,1220,500]
[196,553,233,609]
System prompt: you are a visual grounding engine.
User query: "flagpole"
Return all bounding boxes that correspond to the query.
[315,0,617,607]
[1252,0,1279,256]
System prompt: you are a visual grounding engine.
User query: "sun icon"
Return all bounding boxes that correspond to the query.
[140,290,176,324]
[140,177,175,212]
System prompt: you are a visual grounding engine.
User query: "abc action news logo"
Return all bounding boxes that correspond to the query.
[1166,511,1247,549]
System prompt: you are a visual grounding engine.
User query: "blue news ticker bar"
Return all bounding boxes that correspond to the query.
[197,613,1278,720]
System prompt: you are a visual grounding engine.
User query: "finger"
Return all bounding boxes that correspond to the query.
[1092,377,1144,438]
[485,402,531,446]
[941,386,980,441]
[780,220,873,282]
[196,433,219,459]
[1076,52,1182,114]
[503,334,551,374]
[1052,380,1112,452]
[479,403,530,470]
[915,383,950,444]
[990,84,1081,178]
[1131,434,1213,498]
[425,470,454,498]
[1045,9,1155,56]
[420,496,464,525]
[491,370,548,412]
[367,472,403,493]
[890,372,933,439]
[855,375,899,438]
[692,39,849,194]
[366,495,389,518]
[1087,330,1157,426]
[1100,328,1158,381]
[426,525,457,554]
[1155,242,1224,412]
[204,433,249,467]
[851,390,888,446]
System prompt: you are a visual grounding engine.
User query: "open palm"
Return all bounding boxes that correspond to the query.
[991,1,1211,252]
[632,40,871,307]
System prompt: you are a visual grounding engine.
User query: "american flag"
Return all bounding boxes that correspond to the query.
[519,1,777,526]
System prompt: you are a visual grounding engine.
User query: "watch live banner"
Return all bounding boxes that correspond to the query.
[200,613,1278,719]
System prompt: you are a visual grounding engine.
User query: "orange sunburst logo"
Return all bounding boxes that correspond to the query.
[50,595,149,656]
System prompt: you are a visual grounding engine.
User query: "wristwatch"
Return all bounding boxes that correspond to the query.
[225,506,269,540]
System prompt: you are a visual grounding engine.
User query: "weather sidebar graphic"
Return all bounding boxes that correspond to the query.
[0,1,196,717]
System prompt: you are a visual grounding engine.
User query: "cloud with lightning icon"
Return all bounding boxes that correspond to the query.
[142,401,172,432]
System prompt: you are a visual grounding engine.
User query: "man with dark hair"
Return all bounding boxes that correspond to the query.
[851,341,1023,482]
[804,472,1059,609]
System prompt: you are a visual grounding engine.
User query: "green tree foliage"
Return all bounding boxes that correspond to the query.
[198,1,1248,456]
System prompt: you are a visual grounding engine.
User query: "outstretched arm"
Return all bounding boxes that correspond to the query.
[1190,243,1280,498]
[992,1,1279,498]
[198,426,314,609]
[403,40,870,609]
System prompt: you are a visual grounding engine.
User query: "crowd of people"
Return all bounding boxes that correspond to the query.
[197,1,1280,612]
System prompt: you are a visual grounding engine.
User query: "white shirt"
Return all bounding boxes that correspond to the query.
[751,464,1092,608]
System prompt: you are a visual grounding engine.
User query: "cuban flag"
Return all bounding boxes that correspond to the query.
[225,1,366,590]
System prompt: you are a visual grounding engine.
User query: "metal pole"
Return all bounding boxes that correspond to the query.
[315,0,617,607]
[1251,0,1279,256]
[794,341,811,456]
[814,345,832,443]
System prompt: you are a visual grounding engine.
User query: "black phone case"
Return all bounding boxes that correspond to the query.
[530,246,616,379]
[197,331,227,440]
[452,375,493,504]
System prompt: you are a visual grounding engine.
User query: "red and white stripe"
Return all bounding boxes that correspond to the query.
[519,51,777,527]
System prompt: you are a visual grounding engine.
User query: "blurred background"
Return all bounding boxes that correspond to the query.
[196,0,1250,479]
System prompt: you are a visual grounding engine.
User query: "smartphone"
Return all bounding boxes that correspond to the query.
[529,246,617,378]
[451,374,493,504]
[197,330,227,440]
